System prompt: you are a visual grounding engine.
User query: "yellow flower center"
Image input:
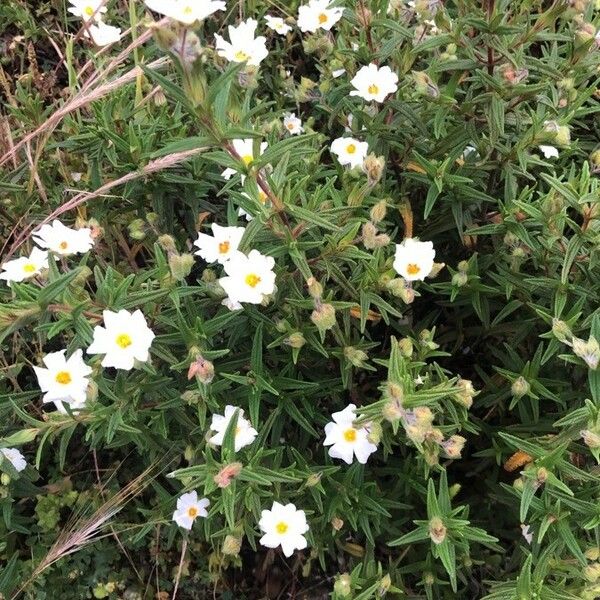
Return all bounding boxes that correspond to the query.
[368,83,379,95]
[218,241,230,254]
[115,333,133,349]
[318,13,328,24]
[245,273,261,288]
[187,506,198,518]
[59,241,68,250]
[55,371,72,385]
[241,154,253,165]
[84,6,94,16]
[407,263,421,275]
[23,263,36,273]
[276,521,289,534]
[344,428,357,442]
[234,50,250,62]
[287,123,295,130]
[346,144,356,154]
[182,5,193,15]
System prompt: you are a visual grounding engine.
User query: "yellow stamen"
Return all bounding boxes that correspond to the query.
[55,371,72,385]
[218,241,230,254]
[346,144,356,154]
[23,264,36,273]
[368,84,379,95]
[183,6,193,14]
[245,274,261,288]
[344,428,357,442]
[234,50,250,62]
[318,13,328,24]
[84,6,94,16]
[187,506,198,518]
[287,123,295,130]
[276,521,288,534]
[406,263,421,276]
[115,333,132,349]
[59,241,68,250]
[241,154,253,165]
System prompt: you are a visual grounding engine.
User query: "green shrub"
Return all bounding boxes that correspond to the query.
[1,0,600,598]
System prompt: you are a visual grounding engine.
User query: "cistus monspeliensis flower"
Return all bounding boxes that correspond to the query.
[265,15,292,35]
[393,238,436,281]
[33,220,94,256]
[68,0,107,22]
[215,19,269,67]
[324,404,378,464]
[297,0,344,33]
[172,491,210,530]
[330,137,369,169]
[539,145,559,159]
[144,0,225,24]
[33,349,92,413]
[85,22,122,46]
[222,138,268,179]
[218,249,276,306]
[209,405,258,452]
[87,309,155,370]
[283,113,304,135]
[0,248,49,285]
[194,224,245,265]
[350,63,399,103]
[258,501,309,557]
[0,448,27,473]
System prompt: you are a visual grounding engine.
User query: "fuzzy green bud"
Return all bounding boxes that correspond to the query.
[169,253,194,281]
[1,473,10,486]
[454,378,477,409]
[572,336,600,369]
[344,346,368,368]
[370,200,387,223]
[429,516,447,544]
[378,574,392,596]
[398,337,414,358]
[457,260,469,272]
[413,71,439,98]
[584,563,600,583]
[452,271,468,287]
[382,400,403,422]
[362,221,379,249]
[423,572,435,585]
[158,234,177,253]
[334,574,352,598]
[306,472,322,487]
[222,534,242,556]
[285,332,306,349]
[311,303,336,333]
[367,422,383,445]
[202,268,217,283]
[581,429,600,449]
[128,218,146,241]
[306,277,323,299]
[511,376,530,398]
[551,318,572,342]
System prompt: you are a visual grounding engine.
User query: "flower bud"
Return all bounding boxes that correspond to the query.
[127,218,146,241]
[158,234,177,253]
[423,572,435,585]
[536,467,548,486]
[362,154,386,185]
[334,574,352,597]
[452,271,468,287]
[331,516,344,530]
[370,200,387,223]
[500,64,529,85]
[306,472,322,487]
[362,222,379,249]
[184,445,194,462]
[344,346,368,368]
[457,260,469,272]
[306,277,323,299]
[454,378,476,408]
[296,77,319,103]
[551,318,572,342]
[311,303,336,333]
[169,253,194,281]
[585,563,600,583]
[302,34,334,57]
[398,337,414,358]
[511,376,530,398]
[573,336,600,369]
[413,71,439,98]
[428,262,445,278]
[429,516,447,544]
[222,534,242,556]
[441,435,466,459]
[386,381,404,403]
[214,462,243,488]
[587,547,600,561]
[591,149,600,173]
[383,400,404,422]
[575,21,596,46]
[188,356,215,384]
[1,473,10,486]
[581,429,600,449]
[367,422,382,445]
[378,574,392,596]
[285,332,306,349]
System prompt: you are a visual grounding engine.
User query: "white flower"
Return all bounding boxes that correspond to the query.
[324,403,377,465]
[221,139,268,179]
[33,350,92,413]
[144,0,225,24]
[283,113,304,135]
[215,19,269,67]
[172,491,210,530]
[0,448,27,473]
[259,502,309,557]
[219,250,276,305]
[520,523,533,545]
[33,220,94,256]
[87,309,155,370]
[209,405,258,451]
[0,248,49,285]
[330,137,369,169]
[194,224,245,265]
[85,22,122,46]
[265,15,292,35]
[297,0,344,33]
[350,63,399,103]
[393,238,436,282]
[68,0,107,22]
[332,68,346,78]
[539,145,559,159]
